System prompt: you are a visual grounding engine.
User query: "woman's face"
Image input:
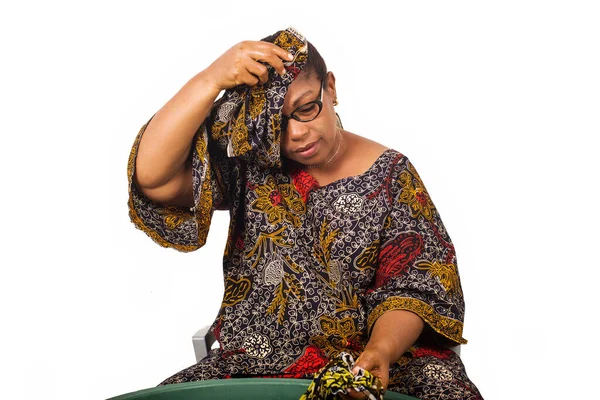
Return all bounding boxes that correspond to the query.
[280,71,338,166]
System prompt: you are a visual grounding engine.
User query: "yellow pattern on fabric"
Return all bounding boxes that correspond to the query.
[246,227,292,268]
[279,183,306,215]
[232,100,251,156]
[397,163,435,221]
[159,206,189,229]
[251,176,305,227]
[274,31,307,64]
[266,272,304,325]
[196,174,213,246]
[127,119,198,252]
[210,120,228,139]
[300,352,383,400]
[383,215,392,230]
[249,86,266,120]
[310,316,362,358]
[193,128,215,247]
[333,286,360,313]
[313,220,339,283]
[268,114,282,156]
[223,277,251,307]
[354,240,380,271]
[127,205,196,252]
[415,260,462,297]
[368,297,467,344]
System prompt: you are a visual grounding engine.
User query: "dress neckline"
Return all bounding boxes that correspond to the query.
[306,148,396,191]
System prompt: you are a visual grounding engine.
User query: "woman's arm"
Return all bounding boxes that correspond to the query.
[134,41,293,206]
[343,310,424,398]
[134,72,221,207]
[361,310,424,371]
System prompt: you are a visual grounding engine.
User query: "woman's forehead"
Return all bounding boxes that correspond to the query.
[290,72,320,90]
[285,74,320,105]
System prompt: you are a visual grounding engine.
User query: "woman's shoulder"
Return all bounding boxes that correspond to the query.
[347,133,409,169]
[346,134,389,167]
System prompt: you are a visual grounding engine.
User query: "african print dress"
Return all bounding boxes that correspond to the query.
[127,27,482,400]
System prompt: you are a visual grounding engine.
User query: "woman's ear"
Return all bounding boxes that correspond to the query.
[326,71,337,100]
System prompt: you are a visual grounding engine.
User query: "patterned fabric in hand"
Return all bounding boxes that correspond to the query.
[300,352,383,400]
[127,27,308,250]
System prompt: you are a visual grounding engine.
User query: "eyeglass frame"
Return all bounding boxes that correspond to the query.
[281,79,325,128]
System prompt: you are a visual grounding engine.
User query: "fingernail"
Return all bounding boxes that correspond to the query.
[287,53,294,60]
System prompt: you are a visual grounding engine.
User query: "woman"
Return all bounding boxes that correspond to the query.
[128,28,482,399]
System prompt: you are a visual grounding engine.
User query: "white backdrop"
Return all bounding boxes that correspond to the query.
[1,1,599,399]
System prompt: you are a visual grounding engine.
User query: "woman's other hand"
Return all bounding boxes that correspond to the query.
[203,41,293,91]
[340,310,424,399]
[339,348,389,399]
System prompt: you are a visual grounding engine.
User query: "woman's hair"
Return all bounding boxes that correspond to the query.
[261,31,327,81]
[305,41,327,82]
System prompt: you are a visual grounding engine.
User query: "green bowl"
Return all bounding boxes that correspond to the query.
[108,378,417,399]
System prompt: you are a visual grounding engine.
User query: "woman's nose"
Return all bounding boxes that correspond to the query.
[285,118,309,141]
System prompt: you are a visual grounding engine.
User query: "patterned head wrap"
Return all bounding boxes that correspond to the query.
[206,27,308,168]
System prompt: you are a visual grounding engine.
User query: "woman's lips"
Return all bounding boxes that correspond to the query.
[296,140,320,158]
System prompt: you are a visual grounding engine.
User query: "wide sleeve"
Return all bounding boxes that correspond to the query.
[126,29,306,252]
[365,156,467,345]
[127,116,233,252]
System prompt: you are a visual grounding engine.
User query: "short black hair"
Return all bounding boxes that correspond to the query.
[304,41,327,82]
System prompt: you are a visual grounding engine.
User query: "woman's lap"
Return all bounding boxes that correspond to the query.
[158,347,483,400]
[388,348,483,400]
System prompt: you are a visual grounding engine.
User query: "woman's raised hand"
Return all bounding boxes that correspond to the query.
[203,41,294,91]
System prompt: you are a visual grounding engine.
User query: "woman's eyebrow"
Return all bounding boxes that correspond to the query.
[290,89,315,108]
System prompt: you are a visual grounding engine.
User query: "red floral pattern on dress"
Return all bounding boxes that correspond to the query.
[257,346,328,379]
[269,190,282,206]
[411,347,454,359]
[374,232,423,288]
[282,345,328,378]
[235,236,244,251]
[291,168,320,203]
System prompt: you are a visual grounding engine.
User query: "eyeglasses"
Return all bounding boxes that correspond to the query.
[281,80,324,129]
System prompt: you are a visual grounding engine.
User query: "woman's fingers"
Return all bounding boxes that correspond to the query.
[268,42,295,63]
[352,351,389,395]
[238,69,260,87]
[263,55,286,77]
[255,41,294,62]
[245,61,269,85]
[246,42,292,76]
[205,40,295,89]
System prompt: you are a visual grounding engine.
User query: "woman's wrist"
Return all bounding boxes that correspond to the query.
[190,70,223,99]
[361,342,393,366]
